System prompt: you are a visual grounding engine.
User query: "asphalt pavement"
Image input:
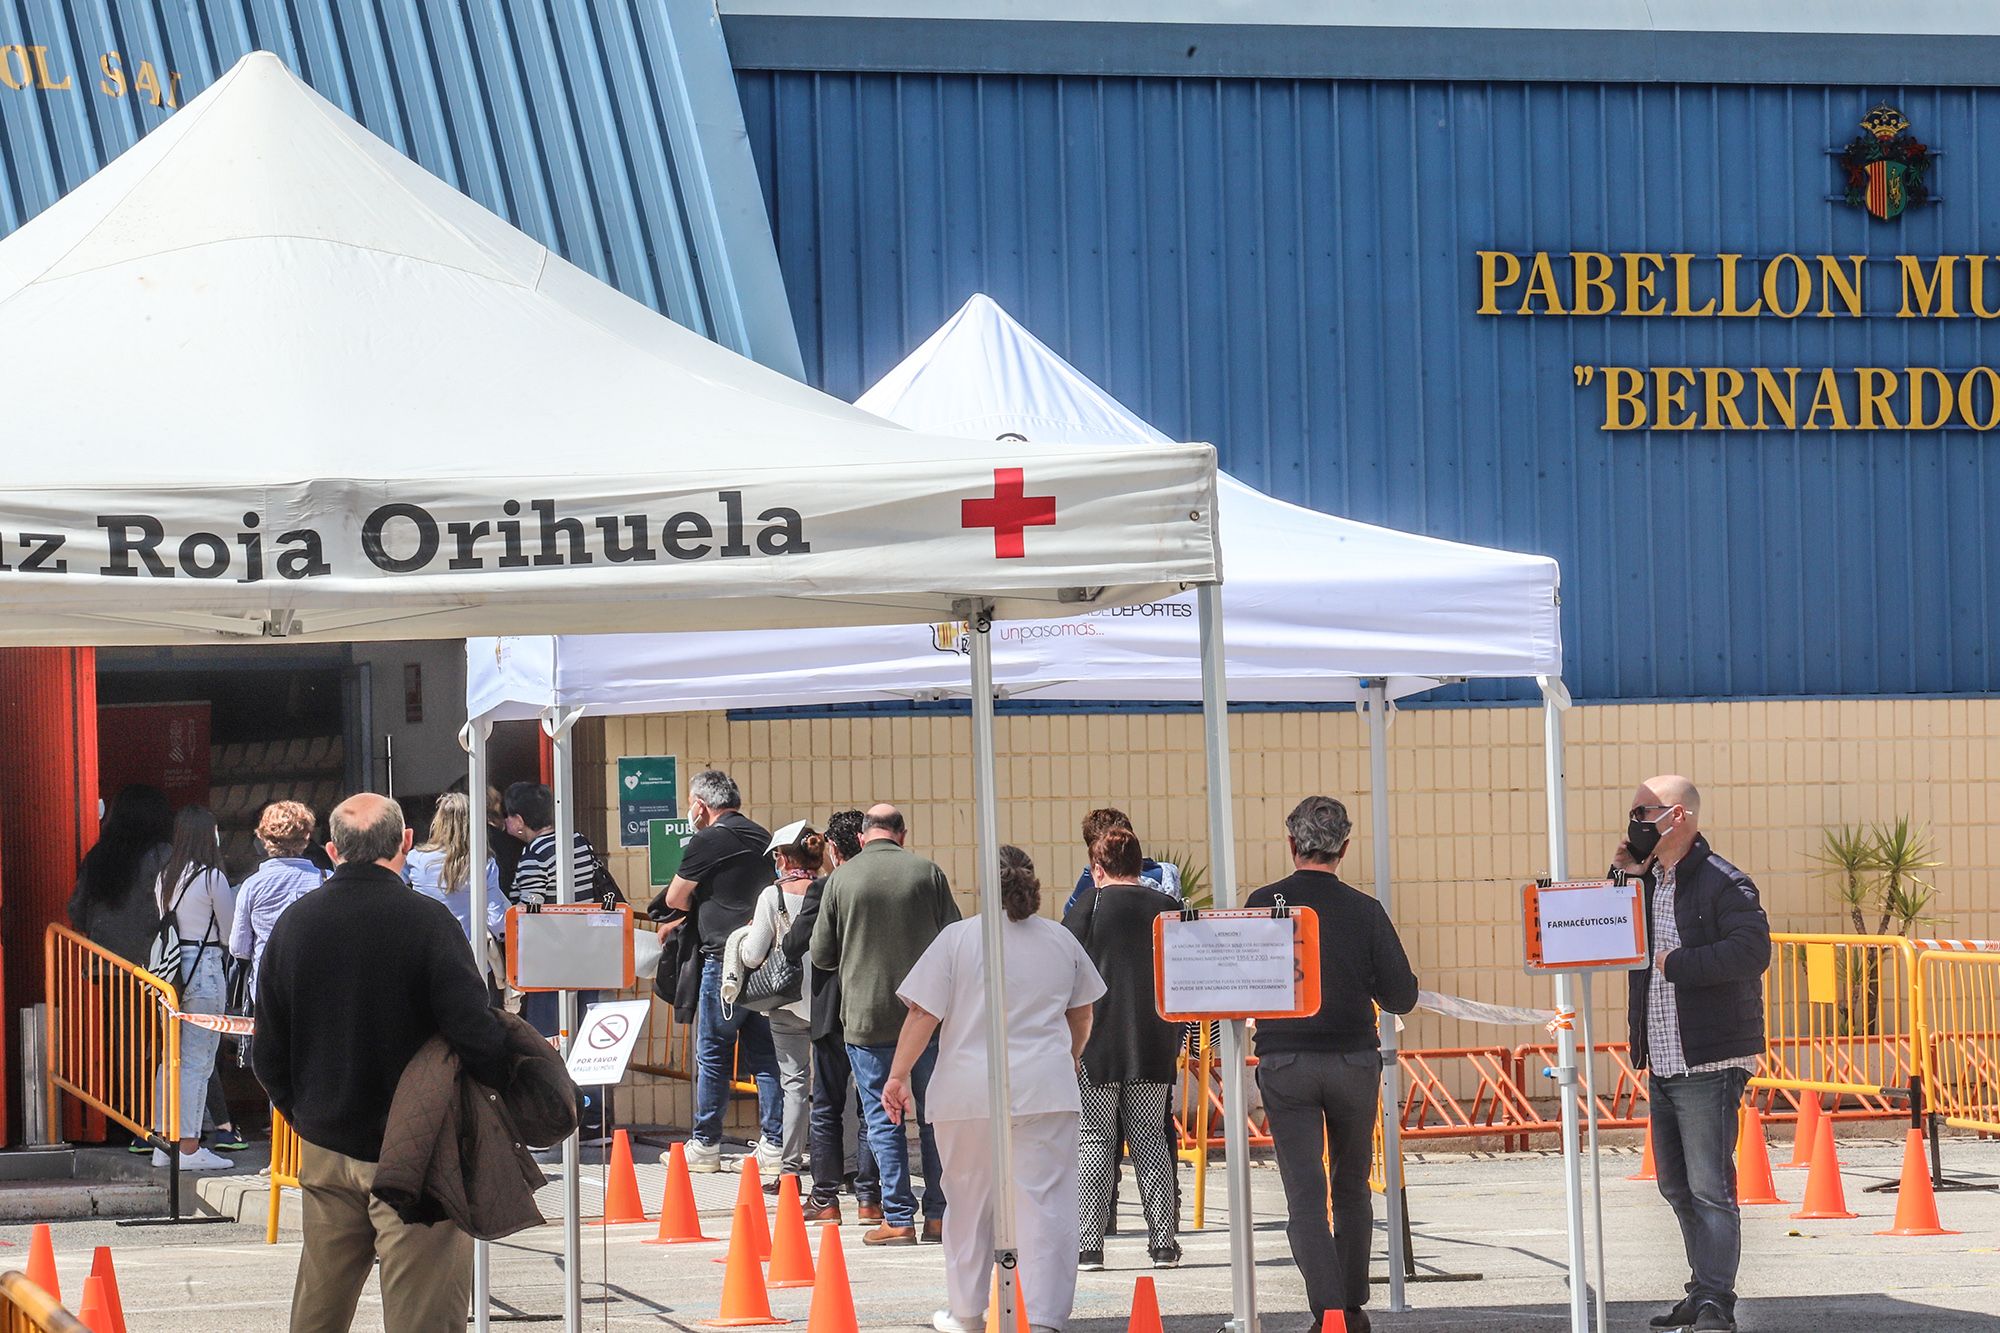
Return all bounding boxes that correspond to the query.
[3,1128,1996,1331]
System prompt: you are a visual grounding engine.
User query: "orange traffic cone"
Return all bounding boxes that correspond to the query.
[1783,1092,1824,1169]
[1320,1314,1349,1333]
[76,1276,114,1333]
[645,1143,717,1245]
[87,1248,128,1333]
[701,1202,786,1326]
[987,1268,1030,1333]
[1627,1118,1657,1182]
[594,1129,649,1225]
[1876,1128,1959,1237]
[1790,1113,1858,1220]
[806,1225,859,1333]
[717,1158,773,1263]
[25,1222,58,1302]
[1735,1104,1787,1206]
[768,1176,817,1288]
[1127,1276,1165,1333]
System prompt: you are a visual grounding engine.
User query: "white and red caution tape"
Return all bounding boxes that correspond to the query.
[1415,989,1560,1028]
[1912,938,2000,953]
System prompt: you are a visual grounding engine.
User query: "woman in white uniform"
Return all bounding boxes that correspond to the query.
[885,846,1105,1333]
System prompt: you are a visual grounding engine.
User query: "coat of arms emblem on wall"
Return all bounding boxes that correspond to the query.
[1839,104,1931,220]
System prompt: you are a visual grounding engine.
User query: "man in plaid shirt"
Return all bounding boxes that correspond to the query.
[1616,776,1771,1333]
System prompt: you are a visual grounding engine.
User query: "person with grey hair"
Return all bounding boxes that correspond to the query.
[652,768,779,1172]
[254,793,511,1332]
[1243,796,1418,1333]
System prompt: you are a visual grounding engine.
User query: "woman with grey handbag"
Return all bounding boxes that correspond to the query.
[735,819,821,1186]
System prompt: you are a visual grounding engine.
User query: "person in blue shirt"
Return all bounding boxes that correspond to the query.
[1063,808,1181,916]
[405,792,506,947]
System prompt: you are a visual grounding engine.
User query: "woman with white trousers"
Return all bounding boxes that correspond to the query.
[884,846,1104,1333]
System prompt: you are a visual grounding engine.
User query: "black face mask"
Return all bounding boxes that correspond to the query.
[1626,812,1666,863]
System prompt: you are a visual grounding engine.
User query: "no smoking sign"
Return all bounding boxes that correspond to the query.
[564,999,652,1086]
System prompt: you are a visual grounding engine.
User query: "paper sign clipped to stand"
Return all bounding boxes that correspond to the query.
[565,999,653,1086]
[1522,877,1647,974]
[1153,906,1321,1021]
[506,902,636,993]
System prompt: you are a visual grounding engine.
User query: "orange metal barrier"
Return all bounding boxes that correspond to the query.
[1917,950,2000,1135]
[1757,933,1924,1099]
[626,987,757,1095]
[0,1274,88,1333]
[44,923,180,1144]
[268,1111,303,1244]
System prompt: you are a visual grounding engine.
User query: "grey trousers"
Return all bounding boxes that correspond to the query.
[1256,1049,1383,1319]
[291,1141,472,1333]
[770,1009,813,1175]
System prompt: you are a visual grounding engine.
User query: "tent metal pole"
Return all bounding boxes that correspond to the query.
[1580,969,1609,1333]
[1364,681,1409,1314]
[548,700,585,1333]
[1196,583,1257,1333]
[461,718,494,1333]
[962,599,1020,1331]
[1540,678,1590,1333]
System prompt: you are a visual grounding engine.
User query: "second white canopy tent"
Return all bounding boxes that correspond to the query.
[470,295,1585,1327]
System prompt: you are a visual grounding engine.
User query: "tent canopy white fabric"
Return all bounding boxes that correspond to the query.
[468,294,1560,720]
[0,58,1217,647]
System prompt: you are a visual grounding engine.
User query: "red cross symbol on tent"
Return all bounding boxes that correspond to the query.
[962,467,1056,559]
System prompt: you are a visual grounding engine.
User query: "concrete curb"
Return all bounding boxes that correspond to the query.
[0,1178,166,1222]
[196,1173,299,1233]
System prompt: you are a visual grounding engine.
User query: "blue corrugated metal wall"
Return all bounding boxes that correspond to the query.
[0,1,724,338]
[737,72,2000,703]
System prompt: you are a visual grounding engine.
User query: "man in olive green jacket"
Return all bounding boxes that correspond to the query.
[810,804,959,1245]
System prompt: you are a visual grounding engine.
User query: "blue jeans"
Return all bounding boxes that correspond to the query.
[157,951,224,1141]
[695,957,783,1148]
[848,1040,946,1228]
[1650,1066,1751,1313]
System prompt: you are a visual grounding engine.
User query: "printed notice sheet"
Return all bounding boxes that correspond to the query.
[1158,914,1297,1016]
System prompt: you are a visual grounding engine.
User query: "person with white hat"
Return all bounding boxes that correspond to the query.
[734,818,825,1187]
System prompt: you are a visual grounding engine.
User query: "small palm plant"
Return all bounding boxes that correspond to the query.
[1814,825,1881,937]
[1871,818,1940,936]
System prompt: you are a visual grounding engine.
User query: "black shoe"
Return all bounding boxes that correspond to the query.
[1342,1312,1372,1333]
[1078,1250,1104,1272]
[1150,1245,1181,1269]
[1650,1298,1699,1330]
[1690,1303,1735,1333]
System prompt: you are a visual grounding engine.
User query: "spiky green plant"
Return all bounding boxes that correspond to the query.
[1871,818,1940,936]
[1813,825,1882,936]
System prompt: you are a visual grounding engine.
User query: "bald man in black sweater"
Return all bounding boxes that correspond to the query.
[1244,796,1418,1333]
[255,793,510,1333]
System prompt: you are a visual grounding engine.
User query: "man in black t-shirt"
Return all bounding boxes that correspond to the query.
[653,769,778,1172]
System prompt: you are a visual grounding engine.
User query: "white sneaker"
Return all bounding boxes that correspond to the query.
[679,1139,725,1173]
[736,1139,783,1175]
[933,1312,984,1333]
[176,1147,235,1171]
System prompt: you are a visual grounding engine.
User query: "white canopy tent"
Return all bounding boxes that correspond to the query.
[470,297,1601,1331]
[0,55,1222,1333]
[0,67,1215,646]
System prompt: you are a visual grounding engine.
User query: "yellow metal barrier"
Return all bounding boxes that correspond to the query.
[0,1273,88,1333]
[1917,950,2000,1134]
[268,1111,303,1244]
[44,923,181,1144]
[1755,933,1923,1100]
